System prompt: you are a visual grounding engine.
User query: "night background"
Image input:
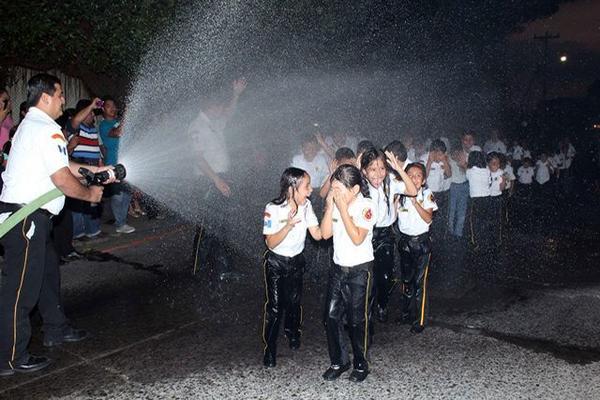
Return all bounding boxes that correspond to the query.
[0,1,599,399]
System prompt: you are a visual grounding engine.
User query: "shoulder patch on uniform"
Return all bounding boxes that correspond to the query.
[428,192,435,203]
[51,133,66,143]
[363,208,373,221]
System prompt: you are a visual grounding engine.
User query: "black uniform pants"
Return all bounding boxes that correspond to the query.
[398,233,431,329]
[372,226,395,311]
[323,262,372,371]
[261,251,304,358]
[0,204,67,369]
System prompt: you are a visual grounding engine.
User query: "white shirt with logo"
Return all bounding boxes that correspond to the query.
[517,166,535,185]
[263,199,319,257]
[368,174,407,228]
[331,194,377,267]
[0,107,69,215]
[291,153,329,189]
[397,188,438,236]
[490,169,504,197]
[466,167,491,198]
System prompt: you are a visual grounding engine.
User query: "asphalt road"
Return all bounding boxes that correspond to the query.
[0,202,599,400]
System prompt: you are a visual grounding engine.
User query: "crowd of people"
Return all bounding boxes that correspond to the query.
[260,124,578,382]
[0,88,155,264]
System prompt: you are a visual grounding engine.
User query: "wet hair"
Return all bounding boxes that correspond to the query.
[331,164,370,198]
[486,151,501,164]
[357,140,375,156]
[361,147,391,215]
[430,139,447,153]
[335,147,355,161]
[467,151,487,169]
[405,162,426,179]
[271,167,308,206]
[384,140,407,162]
[27,73,61,108]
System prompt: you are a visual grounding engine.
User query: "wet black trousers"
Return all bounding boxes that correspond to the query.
[261,251,304,359]
[323,262,373,371]
[0,204,67,369]
[372,226,395,311]
[398,233,431,329]
[468,196,494,251]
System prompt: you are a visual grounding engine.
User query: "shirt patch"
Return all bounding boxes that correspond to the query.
[428,193,435,203]
[51,133,66,143]
[363,208,373,221]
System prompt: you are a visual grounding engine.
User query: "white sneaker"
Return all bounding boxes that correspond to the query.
[115,224,135,234]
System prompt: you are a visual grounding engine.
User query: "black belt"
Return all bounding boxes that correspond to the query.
[399,231,430,242]
[0,202,55,219]
[265,249,303,263]
[334,261,372,273]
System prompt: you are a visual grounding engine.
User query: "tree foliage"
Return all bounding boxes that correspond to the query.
[0,0,570,94]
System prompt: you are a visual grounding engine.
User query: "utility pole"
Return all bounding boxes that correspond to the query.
[534,31,560,102]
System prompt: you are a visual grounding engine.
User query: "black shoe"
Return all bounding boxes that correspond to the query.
[322,362,351,381]
[44,327,89,347]
[376,306,388,323]
[263,353,276,368]
[288,337,300,350]
[410,323,425,334]
[349,368,369,382]
[0,355,52,376]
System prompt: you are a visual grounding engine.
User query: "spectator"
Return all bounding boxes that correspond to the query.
[99,97,135,234]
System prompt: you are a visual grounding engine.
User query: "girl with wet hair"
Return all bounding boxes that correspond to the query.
[396,162,438,333]
[320,164,377,383]
[261,167,323,368]
[360,147,417,323]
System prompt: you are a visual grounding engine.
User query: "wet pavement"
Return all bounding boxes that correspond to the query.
[1,201,599,399]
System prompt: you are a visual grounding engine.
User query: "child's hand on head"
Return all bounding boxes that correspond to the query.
[385,150,403,171]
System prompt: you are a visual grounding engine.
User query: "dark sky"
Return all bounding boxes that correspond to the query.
[512,0,600,52]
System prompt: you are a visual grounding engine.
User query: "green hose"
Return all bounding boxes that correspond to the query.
[0,188,63,239]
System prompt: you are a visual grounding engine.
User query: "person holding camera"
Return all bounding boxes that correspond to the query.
[0,74,116,377]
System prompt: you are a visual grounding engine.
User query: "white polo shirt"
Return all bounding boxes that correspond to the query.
[0,107,69,215]
[397,188,438,236]
[188,111,230,175]
[490,169,504,197]
[419,153,447,193]
[331,193,377,267]
[466,167,491,198]
[517,166,534,185]
[368,174,407,228]
[535,160,551,184]
[291,153,329,189]
[263,199,319,257]
[511,145,524,160]
[484,140,507,154]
